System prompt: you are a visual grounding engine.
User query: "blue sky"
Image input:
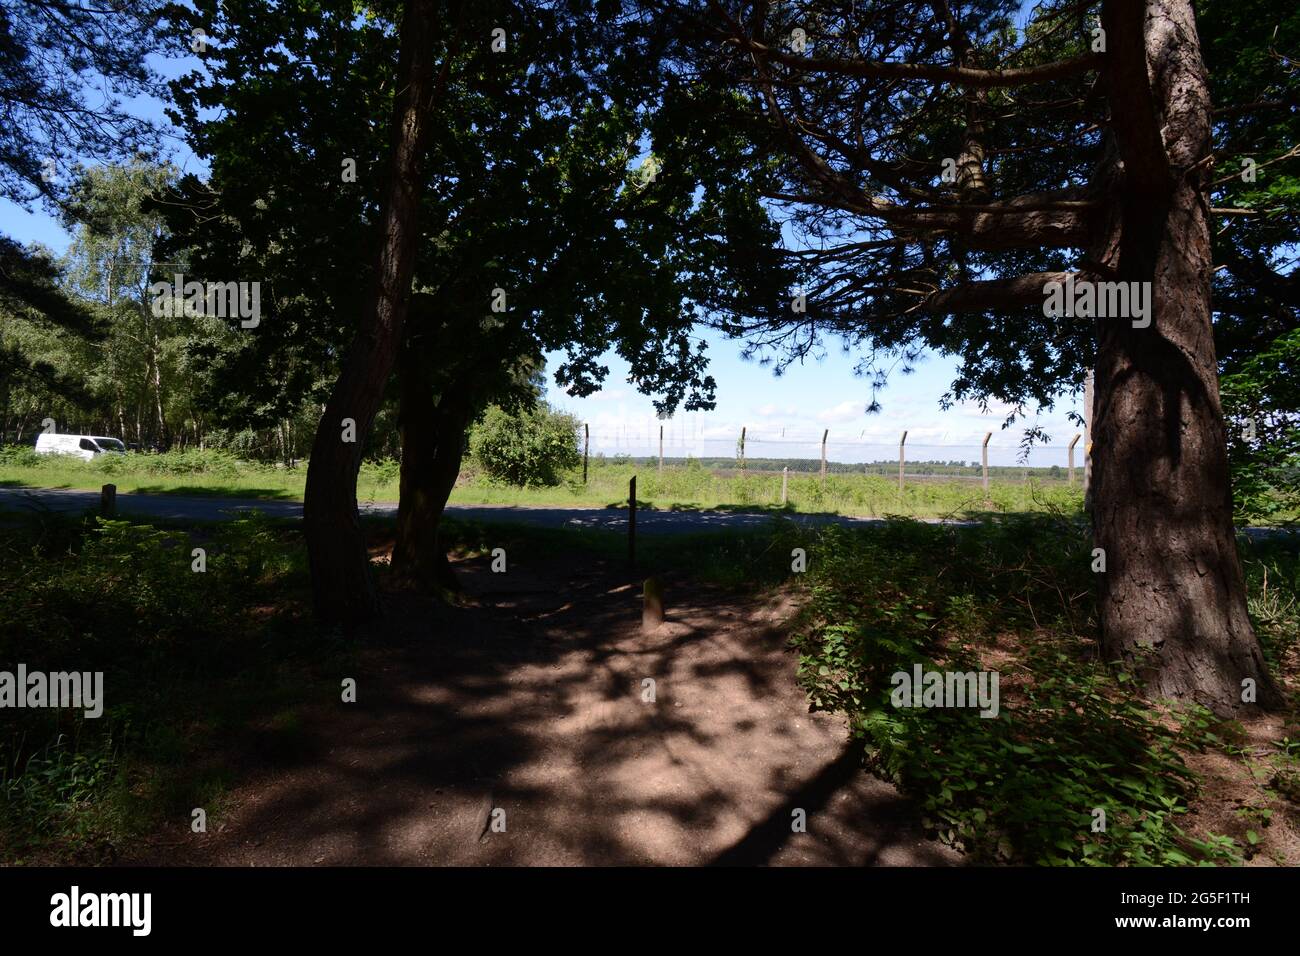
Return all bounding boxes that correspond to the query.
[544,339,1081,468]
[2,38,1083,469]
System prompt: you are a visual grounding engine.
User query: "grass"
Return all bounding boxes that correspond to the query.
[0,445,1084,520]
[0,445,395,501]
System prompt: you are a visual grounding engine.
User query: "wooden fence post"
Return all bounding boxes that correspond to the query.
[100,483,116,518]
[781,466,789,505]
[642,576,663,631]
[739,426,746,470]
[820,429,828,483]
[898,430,908,494]
[982,432,992,493]
[658,424,664,474]
[628,475,636,565]
[583,423,589,484]
[1068,434,1080,485]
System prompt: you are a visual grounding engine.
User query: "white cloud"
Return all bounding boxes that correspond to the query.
[572,388,629,402]
[815,400,868,424]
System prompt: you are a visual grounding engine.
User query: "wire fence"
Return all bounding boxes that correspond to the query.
[580,423,1087,475]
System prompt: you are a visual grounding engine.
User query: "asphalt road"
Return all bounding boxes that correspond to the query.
[1,486,1294,541]
[0,486,890,535]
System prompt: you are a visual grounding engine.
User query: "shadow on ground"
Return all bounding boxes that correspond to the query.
[123,549,960,866]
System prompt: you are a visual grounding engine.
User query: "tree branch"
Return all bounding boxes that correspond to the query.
[727,35,1102,89]
[922,272,1079,314]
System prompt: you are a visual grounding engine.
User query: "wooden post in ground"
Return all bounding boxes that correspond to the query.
[100,483,116,518]
[628,475,636,565]
[820,429,828,484]
[739,426,746,470]
[642,577,664,631]
[583,423,589,484]
[982,432,992,494]
[781,466,789,505]
[658,424,664,474]
[898,431,908,494]
[1068,434,1080,485]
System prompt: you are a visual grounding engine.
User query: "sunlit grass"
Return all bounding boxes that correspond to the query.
[1,447,1084,520]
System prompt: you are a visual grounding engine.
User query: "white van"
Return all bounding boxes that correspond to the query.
[34,434,128,461]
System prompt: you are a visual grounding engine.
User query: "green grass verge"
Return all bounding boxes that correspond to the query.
[1,445,1084,520]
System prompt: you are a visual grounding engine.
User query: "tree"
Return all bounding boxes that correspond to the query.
[59,160,187,448]
[1197,0,1300,527]
[0,236,101,432]
[299,0,446,625]
[0,0,163,209]
[391,294,545,591]
[0,0,167,406]
[667,0,1295,712]
[161,0,791,611]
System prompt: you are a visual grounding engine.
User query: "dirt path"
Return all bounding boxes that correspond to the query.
[127,551,960,866]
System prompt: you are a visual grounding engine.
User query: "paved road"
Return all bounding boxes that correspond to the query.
[1,486,1294,540]
[0,486,893,535]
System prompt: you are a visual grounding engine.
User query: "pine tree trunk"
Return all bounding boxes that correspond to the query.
[1092,0,1282,713]
[303,0,441,626]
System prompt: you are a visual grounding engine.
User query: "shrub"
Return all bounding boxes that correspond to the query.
[468,403,581,487]
[135,448,244,477]
[790,515,1251,865]
[0,445,43,468]
[0,511,318,857]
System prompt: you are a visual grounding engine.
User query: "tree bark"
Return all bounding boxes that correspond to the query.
[391,339,474,593]
[1091,0,1282,713]
[303,0,441,626]
[151,333,167,449]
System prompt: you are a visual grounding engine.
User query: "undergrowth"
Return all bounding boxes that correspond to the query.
[0,509,339,862]
[789,513,1298,866]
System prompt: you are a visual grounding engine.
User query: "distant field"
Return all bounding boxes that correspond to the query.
[0,446,1086,519]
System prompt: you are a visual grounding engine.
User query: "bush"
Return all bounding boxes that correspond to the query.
[1222,328,1300,525]
[790,515,1251,865]
[133,448,244,477]
[0,510,319,858]
[468,403,581,487]
[0,445,44,468]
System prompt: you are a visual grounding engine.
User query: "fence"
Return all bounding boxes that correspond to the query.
[578,423,1092,493]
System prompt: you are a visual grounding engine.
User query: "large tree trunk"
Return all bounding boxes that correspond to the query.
[1092,0,1282,713]
[391,340,474,593]
[303,0,441,626]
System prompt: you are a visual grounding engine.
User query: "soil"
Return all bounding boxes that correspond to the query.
[123,547,961,866]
